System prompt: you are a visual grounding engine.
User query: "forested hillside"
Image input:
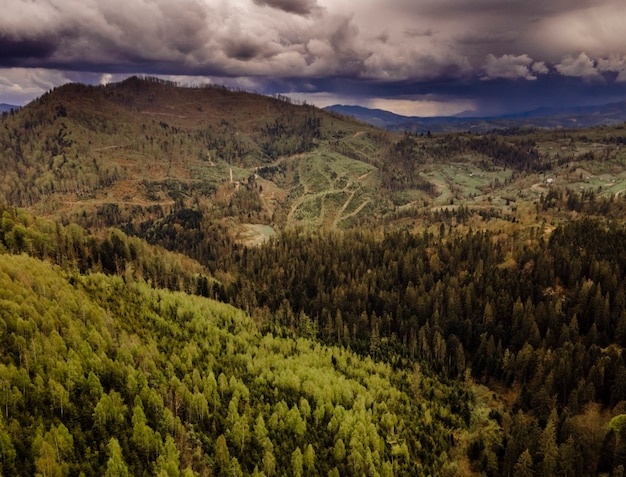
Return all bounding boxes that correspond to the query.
[4,78,626,475]
[0,251,472,476]
[216,218,626,475]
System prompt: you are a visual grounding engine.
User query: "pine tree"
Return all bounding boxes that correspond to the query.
[538,411,558,477]
[291,447,304,477]
[105,438,129,477]
[155,435,180,477]
[215,434,230,469]
[303,444,315,472]
[513,449,534,477]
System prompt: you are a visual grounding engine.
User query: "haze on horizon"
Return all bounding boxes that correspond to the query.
[2,0,626,116]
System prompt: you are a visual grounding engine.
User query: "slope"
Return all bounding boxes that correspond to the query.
[0,251,468,476]
[5,77,626,245]
[0,77,391,242]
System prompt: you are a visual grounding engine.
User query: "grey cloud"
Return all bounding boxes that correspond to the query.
[482,54,537,81]
[555,53,603,80]
[1,0,626,115]
[224,40,265,61]
[0,34,57,63]
[0,0,342,77]
[0,0,211,69]
[252,0,318,15]
[457,31,519,46]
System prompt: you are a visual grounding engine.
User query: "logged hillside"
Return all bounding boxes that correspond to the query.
[0,76,390,242]
[3,77,626,246]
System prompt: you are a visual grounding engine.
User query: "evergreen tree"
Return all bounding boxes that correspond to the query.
[105,438,129,477]
[291,447,304,477]
[538,410,558,477]
[513,449,534,477]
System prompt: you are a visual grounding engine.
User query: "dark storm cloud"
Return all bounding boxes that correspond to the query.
[457,31,519,46]
[224,40,265,61]
[1,0,626,113]
[252,0,318,15]
[0,35,56,63]
[0,0,622,78]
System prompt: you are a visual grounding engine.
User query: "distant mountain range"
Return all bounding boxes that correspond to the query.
[324,101,626,133]
[0,103,19,113]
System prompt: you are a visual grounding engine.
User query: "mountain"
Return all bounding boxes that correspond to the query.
[453,109,480,118]
[0,76,390,243]
[322,104,411,129]
[3,76,626,244]
[325,100,626,132]
[0,103,19,112]
[4,77,626,475]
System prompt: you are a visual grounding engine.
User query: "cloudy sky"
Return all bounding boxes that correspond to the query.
[2,0,626,116]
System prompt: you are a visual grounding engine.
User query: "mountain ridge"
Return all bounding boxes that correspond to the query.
[0,76,391,242]
[0,103,19,112]
[325,100,626,132]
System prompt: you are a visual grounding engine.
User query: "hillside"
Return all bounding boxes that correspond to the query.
[4,77,626,250]
[0,76,388,244]
[0,250,470,476]
[3,77,626,248]
[5,78,626,475]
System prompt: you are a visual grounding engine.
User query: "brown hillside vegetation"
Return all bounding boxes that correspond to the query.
[0,77,388,241]
[3,77,626,244]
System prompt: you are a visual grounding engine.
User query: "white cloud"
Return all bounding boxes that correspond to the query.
[99,73,113,85]
[481,54,539,81]
[597,54,626,82]
[555,52,603,80]
[0,68,73,105]
[532,62,549,74]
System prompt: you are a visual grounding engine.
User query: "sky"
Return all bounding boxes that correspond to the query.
[2,0,626,116]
